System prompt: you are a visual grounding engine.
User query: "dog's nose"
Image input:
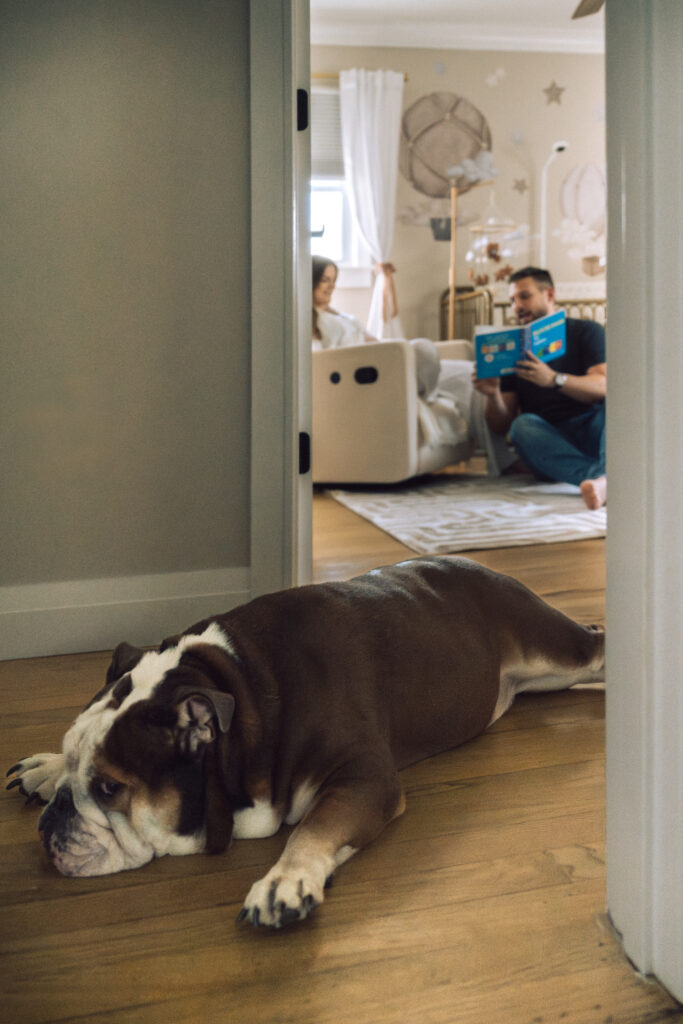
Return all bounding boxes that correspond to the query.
[38,784,75,833]
[53,784,76,812]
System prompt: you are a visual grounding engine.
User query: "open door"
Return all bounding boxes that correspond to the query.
[293,0,314,586]
[605,0,683,1002]
[249,0,312,598]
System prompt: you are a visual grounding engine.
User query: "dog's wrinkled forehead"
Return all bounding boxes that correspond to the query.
[62,623,233,781]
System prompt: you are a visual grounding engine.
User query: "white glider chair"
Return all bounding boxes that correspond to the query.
[312,339,475,485]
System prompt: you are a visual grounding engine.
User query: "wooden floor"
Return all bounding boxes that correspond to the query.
[1,493,681,1024]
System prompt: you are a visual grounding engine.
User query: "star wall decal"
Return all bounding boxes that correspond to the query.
[485,67,506,87]
[544,80,565,105]
[513,178,529,194]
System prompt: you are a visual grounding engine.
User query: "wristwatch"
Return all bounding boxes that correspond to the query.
[553,372,568,388]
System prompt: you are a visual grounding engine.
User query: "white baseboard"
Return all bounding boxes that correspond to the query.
[0,568,251,661]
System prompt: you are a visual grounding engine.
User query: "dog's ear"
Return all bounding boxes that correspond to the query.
[159,633,182,653]
[83,641,147,712]
[106,642,147,685]
[174,688,235,757]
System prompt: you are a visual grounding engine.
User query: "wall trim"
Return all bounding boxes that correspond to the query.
[0,568,250,660]
[310,21,604,55]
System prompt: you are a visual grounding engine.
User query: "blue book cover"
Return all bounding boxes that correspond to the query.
[475,310,566,379]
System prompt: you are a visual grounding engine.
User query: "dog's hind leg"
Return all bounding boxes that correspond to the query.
[516,622,605,690]
[488,623,605,727]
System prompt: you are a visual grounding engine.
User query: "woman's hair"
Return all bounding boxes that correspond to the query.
[312,256,338,340]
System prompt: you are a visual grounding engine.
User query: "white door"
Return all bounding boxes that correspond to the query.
[249,0,312,598]
[604,0,683,1002]
[292,0,314,586]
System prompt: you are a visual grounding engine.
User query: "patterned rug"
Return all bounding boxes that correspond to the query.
[328,474,607,554]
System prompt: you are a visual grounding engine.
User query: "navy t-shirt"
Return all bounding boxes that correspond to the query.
[500,317,606,424]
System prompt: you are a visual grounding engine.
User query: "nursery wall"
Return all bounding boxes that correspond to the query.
[311,44,605,340]
[0,0,253,657]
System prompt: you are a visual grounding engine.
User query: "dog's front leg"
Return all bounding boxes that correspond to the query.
[238,757,405,929]
[6,753,66,805]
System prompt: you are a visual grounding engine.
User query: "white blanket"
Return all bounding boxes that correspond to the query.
[436,358,518,474]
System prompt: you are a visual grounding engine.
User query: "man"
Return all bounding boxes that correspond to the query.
[473,267,606,510]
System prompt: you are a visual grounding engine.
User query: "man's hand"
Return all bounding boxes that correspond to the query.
[514,352,557,387]
[472,370,517,435]
[472,371,502,397]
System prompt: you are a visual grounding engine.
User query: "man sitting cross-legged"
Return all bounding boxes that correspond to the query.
[473,266,607,510]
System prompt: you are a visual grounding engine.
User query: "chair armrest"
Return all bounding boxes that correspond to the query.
[312,341,418,484]
[434,339,475,361]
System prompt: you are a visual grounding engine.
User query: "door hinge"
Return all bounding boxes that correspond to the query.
[297,89,309,132]
[299,431,311,475]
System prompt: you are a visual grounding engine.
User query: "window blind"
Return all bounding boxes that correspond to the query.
[311,90,344,177]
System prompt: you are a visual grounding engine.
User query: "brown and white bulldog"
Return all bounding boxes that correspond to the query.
[7,557,604,929]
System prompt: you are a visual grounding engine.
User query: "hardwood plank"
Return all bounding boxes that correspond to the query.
[3,882,677,1024]
[313,489,606,622]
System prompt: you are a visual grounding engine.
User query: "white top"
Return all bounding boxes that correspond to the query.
[313,310,367,350]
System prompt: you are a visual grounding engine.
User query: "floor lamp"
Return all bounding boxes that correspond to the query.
[445,171,494,339]
[447,177,459,340]
[540,140,569,268]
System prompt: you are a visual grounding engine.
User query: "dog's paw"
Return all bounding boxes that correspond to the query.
[6,753,65,805]
[237,867,326,929]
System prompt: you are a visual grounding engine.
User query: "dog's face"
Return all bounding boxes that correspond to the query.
[38,624,237,877]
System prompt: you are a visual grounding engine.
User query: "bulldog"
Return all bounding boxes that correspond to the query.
[7,557,604,928]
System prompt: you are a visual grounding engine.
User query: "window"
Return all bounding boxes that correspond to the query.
[310,178,346,264]
[310,88,371,281]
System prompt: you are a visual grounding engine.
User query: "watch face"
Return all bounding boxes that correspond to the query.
[555,373,568,387]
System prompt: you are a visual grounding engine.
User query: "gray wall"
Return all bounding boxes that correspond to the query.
[0,0,250,594]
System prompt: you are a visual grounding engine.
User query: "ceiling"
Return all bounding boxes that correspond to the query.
[310,0,604,54]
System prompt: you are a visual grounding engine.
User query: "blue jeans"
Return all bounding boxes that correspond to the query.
[508,403,606,487]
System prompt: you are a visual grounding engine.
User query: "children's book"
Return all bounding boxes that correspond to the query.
[474,310,566,379]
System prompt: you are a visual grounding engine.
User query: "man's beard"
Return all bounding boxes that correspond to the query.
[519,305,549,324]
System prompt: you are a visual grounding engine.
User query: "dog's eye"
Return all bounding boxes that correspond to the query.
[97,778,123,799]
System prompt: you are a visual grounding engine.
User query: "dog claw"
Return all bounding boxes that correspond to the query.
[25,793,46,807]
[6,776,47,805]
[237,879,321,929]
[276,903,303,928]
[301,894,319,920]
[6,763,26,778]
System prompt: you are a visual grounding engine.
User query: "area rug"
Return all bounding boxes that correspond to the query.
[328,474,607,554]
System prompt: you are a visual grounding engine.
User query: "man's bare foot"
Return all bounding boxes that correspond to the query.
[580,476,607,510]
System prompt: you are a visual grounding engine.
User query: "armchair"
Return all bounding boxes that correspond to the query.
[312,339,475,485]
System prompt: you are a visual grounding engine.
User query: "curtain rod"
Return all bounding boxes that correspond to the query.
[311,71,409,82]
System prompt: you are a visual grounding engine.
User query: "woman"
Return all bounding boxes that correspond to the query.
[312,255,377,349]
[312,255,441,399]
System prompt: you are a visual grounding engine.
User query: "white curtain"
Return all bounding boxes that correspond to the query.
[339,68,405,340]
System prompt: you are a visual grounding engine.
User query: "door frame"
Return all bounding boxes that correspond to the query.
[255,0,683,1003]
[249,0,312,599]
[604,0,683,1001]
